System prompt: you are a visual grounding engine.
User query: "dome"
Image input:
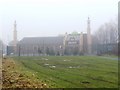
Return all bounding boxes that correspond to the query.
[71,31,79,35]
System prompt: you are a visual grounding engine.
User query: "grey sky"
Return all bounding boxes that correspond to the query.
[0,0,118,44]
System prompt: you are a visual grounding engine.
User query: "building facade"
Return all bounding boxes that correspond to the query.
[7,18,93,56]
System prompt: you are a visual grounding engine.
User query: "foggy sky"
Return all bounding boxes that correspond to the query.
[0,0,118,44]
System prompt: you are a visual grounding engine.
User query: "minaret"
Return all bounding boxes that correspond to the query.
[13,20,17,53]
[80,32,83,53]
[63,32,67,55]
[87,17,92,54]
[63,32,67,46]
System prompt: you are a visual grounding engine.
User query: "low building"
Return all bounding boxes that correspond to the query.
[7,18,93,56]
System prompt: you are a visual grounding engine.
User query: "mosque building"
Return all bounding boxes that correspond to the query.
[7,17,93,56]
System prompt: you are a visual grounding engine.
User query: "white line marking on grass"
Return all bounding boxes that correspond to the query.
[69,66,73,68]
[63,59,71,61]
[45,58,48,60]
[44,64,49,65]
[41,58,49,60]
[68,66,80,68]
[49,66,56,68]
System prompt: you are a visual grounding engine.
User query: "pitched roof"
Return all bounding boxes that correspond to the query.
[18,36,64,45]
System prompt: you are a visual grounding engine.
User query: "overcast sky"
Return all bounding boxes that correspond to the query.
[0,0,118,44]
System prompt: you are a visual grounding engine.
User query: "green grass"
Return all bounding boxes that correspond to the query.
[102,54,118,58]
[13,56,118,88]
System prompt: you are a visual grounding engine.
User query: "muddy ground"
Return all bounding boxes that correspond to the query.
[2,57,48,88]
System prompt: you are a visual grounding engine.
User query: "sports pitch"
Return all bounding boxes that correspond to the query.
[13,56,118,88]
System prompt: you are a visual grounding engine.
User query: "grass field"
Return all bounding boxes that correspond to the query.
[12,56,118,88]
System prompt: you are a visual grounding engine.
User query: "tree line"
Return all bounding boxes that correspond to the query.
[93,18,118,55]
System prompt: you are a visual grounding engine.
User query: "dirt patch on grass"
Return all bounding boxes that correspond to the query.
[0,58,2,89]
[2,57,48,88]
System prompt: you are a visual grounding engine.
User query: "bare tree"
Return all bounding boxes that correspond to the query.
[94,18,118,55]
[95,19,118,45]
